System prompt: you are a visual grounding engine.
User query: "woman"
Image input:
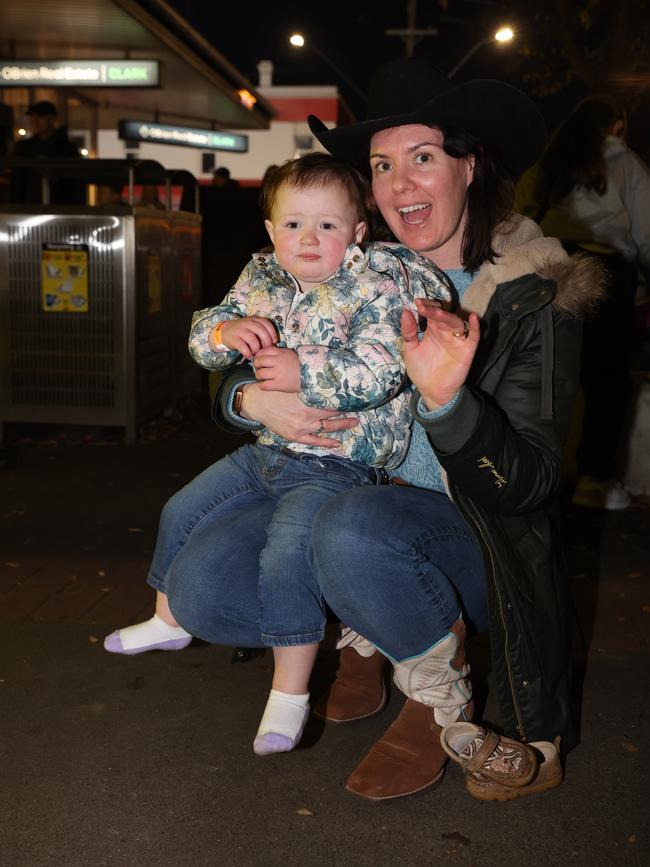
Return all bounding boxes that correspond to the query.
[200,57,602,801]
[517,95,650,510]
[127,58,600,802]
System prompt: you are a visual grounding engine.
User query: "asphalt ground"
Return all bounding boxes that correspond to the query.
[1,403,648,867]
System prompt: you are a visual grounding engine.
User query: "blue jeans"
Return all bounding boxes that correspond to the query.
[151,443,379,646]
[311,485,488,661]
[163,468,488,659]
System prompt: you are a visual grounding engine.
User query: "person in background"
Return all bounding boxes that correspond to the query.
[517,95,650,510]
[211,166,240,187]
[96,183,125,206]
[10,100,83,205]
[139,184,165,209]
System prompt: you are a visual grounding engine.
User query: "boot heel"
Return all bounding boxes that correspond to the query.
[313,648,388,723]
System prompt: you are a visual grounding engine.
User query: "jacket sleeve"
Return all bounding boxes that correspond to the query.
[295,279,406,411]
[187,259,255,371]
[414,307,582,515]
[209,366,262,433]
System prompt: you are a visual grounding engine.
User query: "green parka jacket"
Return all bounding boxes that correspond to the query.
[211,214,604,750]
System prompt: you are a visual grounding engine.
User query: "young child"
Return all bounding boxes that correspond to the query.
[104,153,452,756]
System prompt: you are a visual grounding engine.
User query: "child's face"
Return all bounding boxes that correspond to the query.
[265,181,366,291]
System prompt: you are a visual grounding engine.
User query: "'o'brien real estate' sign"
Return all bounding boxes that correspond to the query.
[0,60,159,87]
[118,120,249,152]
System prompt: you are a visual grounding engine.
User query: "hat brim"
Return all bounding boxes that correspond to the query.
[309,79,546,177]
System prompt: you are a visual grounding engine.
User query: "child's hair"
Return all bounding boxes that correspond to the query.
[261,152,372,224]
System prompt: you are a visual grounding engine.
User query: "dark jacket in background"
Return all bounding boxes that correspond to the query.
[11,125,85,205]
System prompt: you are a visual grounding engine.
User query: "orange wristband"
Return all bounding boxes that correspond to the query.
[212,321,227,346]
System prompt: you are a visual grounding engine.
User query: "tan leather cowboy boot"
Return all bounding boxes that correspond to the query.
[345,619,472,800]
[313,628,388,722]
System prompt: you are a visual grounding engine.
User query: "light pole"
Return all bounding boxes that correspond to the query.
[289,33,367,104]
[448,26,514,79]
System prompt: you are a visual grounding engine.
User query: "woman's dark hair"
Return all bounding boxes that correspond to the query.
[535,95,625,207]
[443,128,515,272]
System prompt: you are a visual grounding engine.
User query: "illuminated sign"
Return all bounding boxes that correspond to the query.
[118,120,248,152]
[0,60,159,87]
[237,89,257,110]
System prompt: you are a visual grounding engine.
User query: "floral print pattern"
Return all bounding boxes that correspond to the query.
[189,242,452,469]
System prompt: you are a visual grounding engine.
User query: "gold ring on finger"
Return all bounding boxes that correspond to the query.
[451,320,470,339]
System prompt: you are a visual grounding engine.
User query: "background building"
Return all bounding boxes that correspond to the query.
[96,59,353,184]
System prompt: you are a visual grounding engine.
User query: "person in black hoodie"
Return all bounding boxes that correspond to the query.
[11,100,84,205]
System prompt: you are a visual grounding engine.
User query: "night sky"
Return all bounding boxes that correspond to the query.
[164,1,649,138]
[166,0,529,121]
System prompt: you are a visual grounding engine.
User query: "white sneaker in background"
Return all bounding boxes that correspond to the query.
[602,480,632,510]
[572,476,632,511]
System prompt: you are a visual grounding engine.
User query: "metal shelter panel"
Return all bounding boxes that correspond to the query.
[0,212,130,426]
[0,205,201,441]
[169,211,202,405]
[133,209,175,424]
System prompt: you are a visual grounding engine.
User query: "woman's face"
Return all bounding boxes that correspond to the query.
[370,124,475,269]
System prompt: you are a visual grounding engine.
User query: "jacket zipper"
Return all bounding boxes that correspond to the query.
[452,488,528,741]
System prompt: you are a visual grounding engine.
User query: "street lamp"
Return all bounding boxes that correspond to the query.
[448,25,514,78]
[289,32,367,104]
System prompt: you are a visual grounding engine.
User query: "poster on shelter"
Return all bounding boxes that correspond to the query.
[41,244,89,313]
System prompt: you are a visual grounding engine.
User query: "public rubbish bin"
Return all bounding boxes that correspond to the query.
[0,159,201,442]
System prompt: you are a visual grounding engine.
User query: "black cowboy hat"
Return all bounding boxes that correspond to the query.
[308,57,546,177]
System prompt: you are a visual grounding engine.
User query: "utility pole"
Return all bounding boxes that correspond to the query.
[386,0,438,56]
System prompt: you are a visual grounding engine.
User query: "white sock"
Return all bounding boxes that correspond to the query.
[256,689,310,740]
[111,614,191,652]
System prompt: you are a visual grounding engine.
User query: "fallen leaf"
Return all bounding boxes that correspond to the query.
[642,605,650,614]
[4,562,20,568]
[621,742,639,753]
[441,831,471,847]
[296,808,314,816]
[628,835,638,844]
[88,636,99,644]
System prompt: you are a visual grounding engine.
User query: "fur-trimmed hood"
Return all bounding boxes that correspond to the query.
[462,213,605,318]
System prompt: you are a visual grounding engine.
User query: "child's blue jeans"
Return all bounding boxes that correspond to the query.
[148,442,381,646]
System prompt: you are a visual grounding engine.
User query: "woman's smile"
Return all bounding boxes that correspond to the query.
[398,202,432,224]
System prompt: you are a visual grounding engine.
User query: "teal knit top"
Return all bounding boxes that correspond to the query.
[391,268,473,491]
